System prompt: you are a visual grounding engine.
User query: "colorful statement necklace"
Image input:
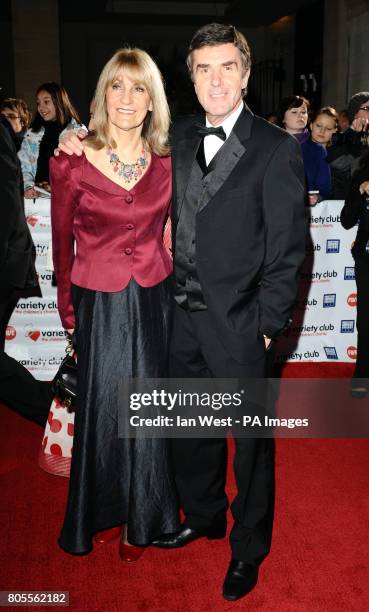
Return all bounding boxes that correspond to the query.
[107,145,148,184]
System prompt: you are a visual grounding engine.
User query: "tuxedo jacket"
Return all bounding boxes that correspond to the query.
[171,105,307,363]
[0,123,39,295]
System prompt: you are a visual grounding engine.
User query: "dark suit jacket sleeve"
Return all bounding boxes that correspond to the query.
[260,136,307,339]
[340,168,367,229]
[50,154,76,329]
[0,125,19,271]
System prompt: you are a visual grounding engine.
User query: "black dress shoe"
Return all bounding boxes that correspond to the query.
[223,560,258,601]
[151,523,226,548]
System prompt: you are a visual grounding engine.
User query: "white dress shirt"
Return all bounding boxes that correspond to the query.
[203,100,244,166]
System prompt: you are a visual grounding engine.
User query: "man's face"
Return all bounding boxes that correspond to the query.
[192,43,250,126]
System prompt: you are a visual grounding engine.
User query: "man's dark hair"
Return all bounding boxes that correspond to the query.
[187,23,251,78]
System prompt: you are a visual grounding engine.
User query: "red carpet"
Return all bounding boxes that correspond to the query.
[1,362,368,611]
[280,362,355,378]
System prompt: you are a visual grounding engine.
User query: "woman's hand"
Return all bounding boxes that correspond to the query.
[24,187,39,199]
[54,129,88,157]
[308,194,319,206]
[36,181,51,192]
[359,181,369,195]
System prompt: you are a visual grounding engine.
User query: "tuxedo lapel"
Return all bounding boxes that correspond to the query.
[198,131,245,212]
[197,105,253,213]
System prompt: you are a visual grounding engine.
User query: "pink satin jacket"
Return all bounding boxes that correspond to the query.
[50,152,172,329]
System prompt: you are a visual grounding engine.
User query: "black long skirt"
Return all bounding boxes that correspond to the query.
[58,277,180,554]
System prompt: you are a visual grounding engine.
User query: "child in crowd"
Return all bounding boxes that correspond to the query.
[18,82,84,198]
[302,106,338,204]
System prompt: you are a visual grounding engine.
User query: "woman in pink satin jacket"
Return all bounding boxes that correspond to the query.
[50,48,179,561]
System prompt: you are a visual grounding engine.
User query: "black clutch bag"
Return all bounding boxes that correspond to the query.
[51,333,77,409]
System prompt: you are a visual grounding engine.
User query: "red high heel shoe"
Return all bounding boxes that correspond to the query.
[94,526,122,544]
[119,529,145,562]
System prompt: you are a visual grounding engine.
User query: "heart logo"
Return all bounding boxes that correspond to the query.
[28,330,41,342]
[26,215,38,227]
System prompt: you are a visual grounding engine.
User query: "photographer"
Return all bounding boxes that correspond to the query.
[327,91,369,199]
[341,143,369,398]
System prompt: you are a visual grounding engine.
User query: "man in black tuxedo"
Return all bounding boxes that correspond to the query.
[0,119,53,426]
[151,23,307,601]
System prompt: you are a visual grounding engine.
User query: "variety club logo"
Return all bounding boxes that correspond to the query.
[323,294,336,308]
[306,243,321,253]
[347,346,357,360]
[344,267,355,280]
[38,272,53,285]
[324,347,338,360]
[300,270,338,282]
[26,215,38,227]
[294,297,318,310]
[24,324,67,342]
[340,320,355,333]
[25,325,41,342]
[326,239,340,253]
[5,326,16,341]
[310,214,340,225]
[347,293,357,307]
[15,299,58,313]
[35,244,48,257]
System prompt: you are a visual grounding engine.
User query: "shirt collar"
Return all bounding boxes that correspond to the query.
[206,100,244,138]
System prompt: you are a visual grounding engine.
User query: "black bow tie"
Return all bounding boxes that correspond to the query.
[195,123,227,141]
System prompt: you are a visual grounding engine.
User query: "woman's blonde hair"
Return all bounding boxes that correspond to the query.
[86,47,170,156]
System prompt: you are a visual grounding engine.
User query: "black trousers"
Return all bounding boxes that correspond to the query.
[0,286,52,426]
[169,305,275,565]
[353,255,369,382]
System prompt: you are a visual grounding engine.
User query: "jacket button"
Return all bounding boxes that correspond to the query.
[124,247,132,255]
[125,195,133,204]
[126,223,134,230]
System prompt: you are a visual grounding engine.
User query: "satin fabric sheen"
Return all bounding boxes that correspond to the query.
[50,152,172,329]
[58,278,180,554]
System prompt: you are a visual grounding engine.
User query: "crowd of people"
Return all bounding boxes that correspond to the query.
[268,92,369,203]
[1,21,369,604]
[2,84,368,209]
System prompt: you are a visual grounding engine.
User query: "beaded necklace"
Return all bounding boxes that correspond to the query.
[107,145,148,184]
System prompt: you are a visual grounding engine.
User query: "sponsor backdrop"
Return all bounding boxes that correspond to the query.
[4,199,358,377]
[5,198,68,380]
[276,200,358,363]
